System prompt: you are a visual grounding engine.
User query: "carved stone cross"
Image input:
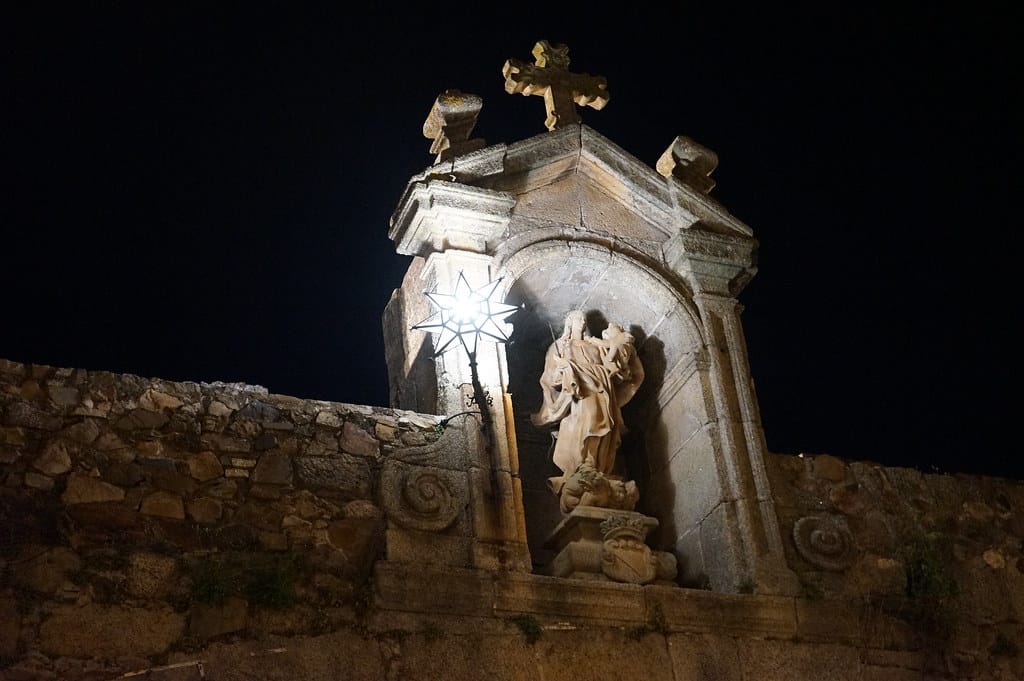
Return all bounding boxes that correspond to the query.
[422,90,486,163]
[502,41,609,131]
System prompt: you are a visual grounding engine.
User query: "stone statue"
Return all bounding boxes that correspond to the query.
[531,310,644,512]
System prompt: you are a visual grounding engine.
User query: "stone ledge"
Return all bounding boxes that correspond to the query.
[493,571,647,625]
[373,561,801,636]
[645,584,797,638]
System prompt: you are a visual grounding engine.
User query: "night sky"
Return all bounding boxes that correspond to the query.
[3,6,1020,479]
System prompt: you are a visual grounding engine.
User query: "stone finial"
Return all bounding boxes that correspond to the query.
[656,136,719,194]
[422,90,486,163]
[502,40,609,131]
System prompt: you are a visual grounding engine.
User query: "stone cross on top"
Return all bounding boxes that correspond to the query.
[503,40,609,131]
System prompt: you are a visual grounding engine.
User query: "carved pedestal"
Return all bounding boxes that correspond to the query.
[543,506,676,585]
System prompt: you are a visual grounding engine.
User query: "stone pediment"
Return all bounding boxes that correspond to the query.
[390,125,753,261]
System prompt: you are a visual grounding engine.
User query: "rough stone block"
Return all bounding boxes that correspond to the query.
[253,451,293,485]
[62,472,125,504]
[24,471,55,490]
[200,432,251,452]
[103,461,144,486]
[493,572,646,624]
[645,585,797,637]
[126,551,178,599]
[115,408,169,430]
[667,633,744,680]
[187,496,223,524]
[233,502,285,533]
[173,629,386,681]
[315,409,344,428]
[151,468,198,496]
[236,399,282,422]
[63,417,101,444]
[33,439,72,475]
[535,626,675,681]
[0,426,26,446]
[958,554,1013,624]
[399,628,541,681]
[812,454,848,482]
[858,666,924,681]
[374,561,495,617]
[5,402,62,430]
[795,598,867,645]
[736,639,863,681]
[11,545,81,594]
[295,453,371,498]
[859,648,924,671]
[203,478,238,499]
[385,527,471,568]
[0,597,19,658]
[189,597,248,639]
[328,518,385,571]
[139,388,184,411]
[66,501,138,529]
[340,421,380,459]
[38,604,185,658]
[140,491,185,519]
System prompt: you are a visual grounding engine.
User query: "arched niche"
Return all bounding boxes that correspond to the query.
[495,239,713,577]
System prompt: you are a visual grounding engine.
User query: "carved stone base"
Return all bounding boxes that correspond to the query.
[543,506,677,585]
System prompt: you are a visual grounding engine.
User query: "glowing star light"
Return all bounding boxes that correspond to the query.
[412,272,519,357]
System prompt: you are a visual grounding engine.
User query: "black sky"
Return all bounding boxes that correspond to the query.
[3,5,1020,478]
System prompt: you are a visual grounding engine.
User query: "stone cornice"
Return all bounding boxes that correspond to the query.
[388,180,516,257]
[662,228,758,296]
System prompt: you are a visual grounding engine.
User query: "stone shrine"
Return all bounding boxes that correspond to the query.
[386,39,796,594]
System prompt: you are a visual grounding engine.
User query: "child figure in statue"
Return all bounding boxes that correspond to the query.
[599,322,637,384]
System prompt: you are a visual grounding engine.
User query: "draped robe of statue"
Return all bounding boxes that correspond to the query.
[531,315,644,493]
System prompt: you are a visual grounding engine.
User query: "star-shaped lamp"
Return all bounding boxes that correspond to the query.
[412,272,520,358]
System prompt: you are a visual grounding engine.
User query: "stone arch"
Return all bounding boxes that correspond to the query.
[491,238,712,572]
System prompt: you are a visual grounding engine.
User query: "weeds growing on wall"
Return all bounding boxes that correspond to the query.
[991,632,1020,658]
[187,552,300,609]
[900,533,960,639]
[509,614,543,644]
[245,554,299,608]
[628,602,671,640]
[797,578,824,601]
[188,557,238,604]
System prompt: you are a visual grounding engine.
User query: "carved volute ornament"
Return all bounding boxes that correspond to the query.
[792,514,856,571]
[502,41,609,131]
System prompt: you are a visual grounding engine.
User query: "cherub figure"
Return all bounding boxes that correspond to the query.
[597,322,637,383]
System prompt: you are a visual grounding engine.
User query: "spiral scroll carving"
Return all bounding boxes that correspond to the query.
[792,515,855,571]
[382,461,465,532]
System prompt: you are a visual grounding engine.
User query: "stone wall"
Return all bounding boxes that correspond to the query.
[0,357,443,679]
[765,451,1024,665]
[2,356,1024,680]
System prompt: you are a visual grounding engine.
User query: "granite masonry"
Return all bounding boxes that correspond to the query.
[1,357,1022,680]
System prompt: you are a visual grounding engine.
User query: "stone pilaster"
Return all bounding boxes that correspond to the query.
[386,178,530,570]
[665,226,797,594]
